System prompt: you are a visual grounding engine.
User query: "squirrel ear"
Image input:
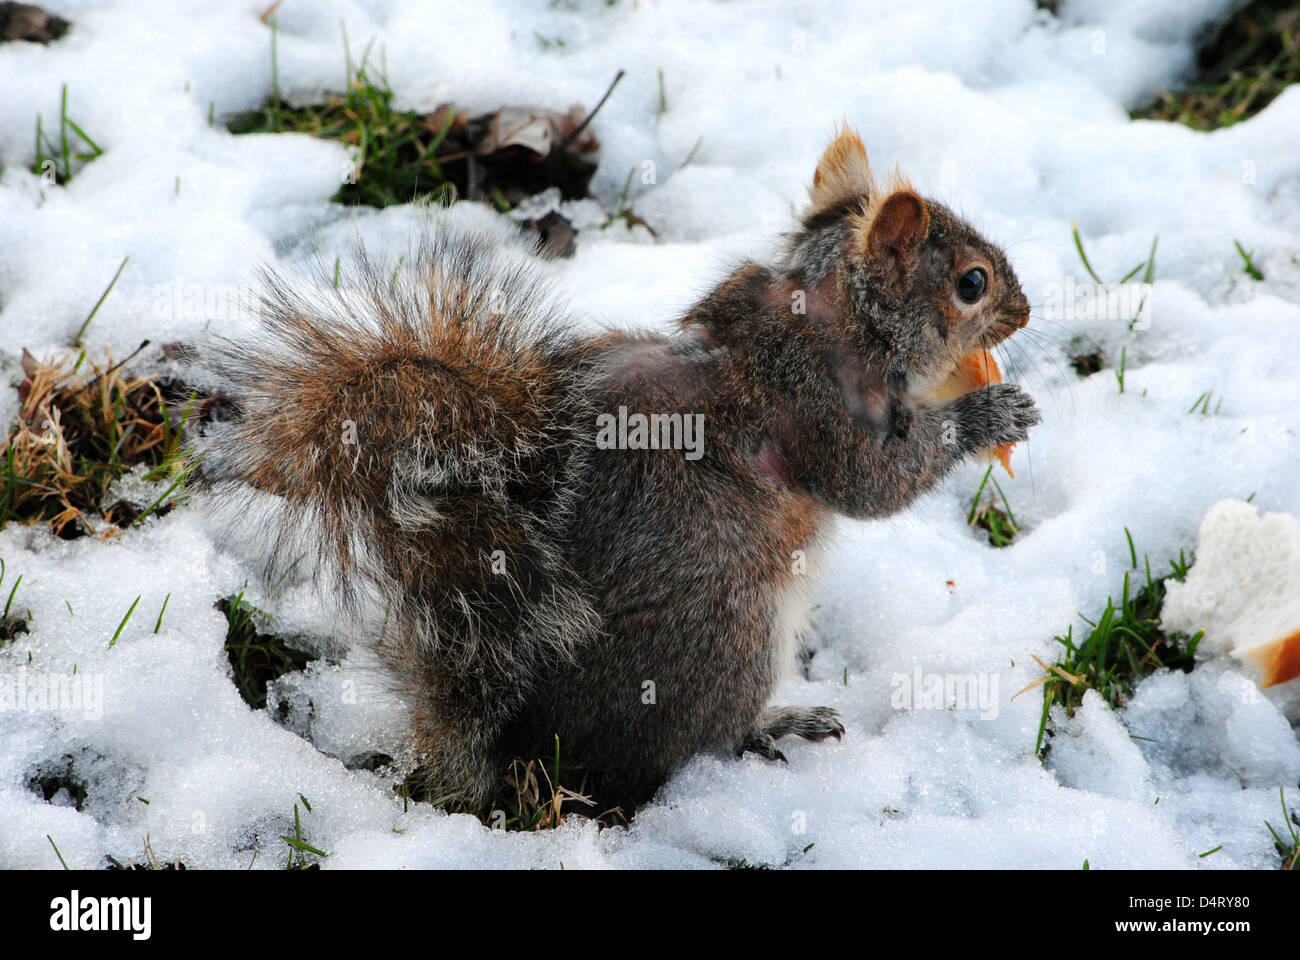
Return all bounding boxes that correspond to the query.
[854,182,930,276]
[808,125,875,215]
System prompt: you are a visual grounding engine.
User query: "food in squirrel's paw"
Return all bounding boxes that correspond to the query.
[923,349,1016,477]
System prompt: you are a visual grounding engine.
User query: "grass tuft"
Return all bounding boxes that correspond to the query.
[1188,387,1223,416]
[0,349,196,537]
[31,83,102,186]
[226,23,603,212]
[219,590,318,712]
[1026,532,1202,757]
[718,842,816,870]
[1070,222,1157,333]
[399,735,627,831]
[105,834,187,870]
[1133,0,1300,130]
[282,799,325,869]
[601,164,658,236]
[0,559,29,647]
[967,464,1019,548]
[1265,785,1300,870]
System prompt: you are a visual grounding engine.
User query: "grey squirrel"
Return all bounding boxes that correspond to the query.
[199,127,1040,813]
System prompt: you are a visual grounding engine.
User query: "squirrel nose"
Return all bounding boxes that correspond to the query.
[1011,293,1030,327]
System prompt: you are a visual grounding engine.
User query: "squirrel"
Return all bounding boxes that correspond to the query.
[197,127,1041,814]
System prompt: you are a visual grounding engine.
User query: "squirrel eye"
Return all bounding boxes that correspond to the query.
[957,267,988,304]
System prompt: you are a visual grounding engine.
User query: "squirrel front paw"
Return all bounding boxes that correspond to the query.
[954,383,1041,452]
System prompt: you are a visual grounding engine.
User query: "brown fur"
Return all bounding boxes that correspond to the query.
[198,129,1040,813]
[808,125,875,216]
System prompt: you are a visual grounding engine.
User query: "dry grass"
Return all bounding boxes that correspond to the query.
[1133,0,1300,130]
[0,348,194,537]
[399,741,628,831]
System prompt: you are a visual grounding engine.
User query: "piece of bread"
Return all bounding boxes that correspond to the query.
[924,349,1016,476]
[1160,499,1300,688]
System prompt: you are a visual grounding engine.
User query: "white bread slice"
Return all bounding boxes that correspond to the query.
[1161,499,1300,688]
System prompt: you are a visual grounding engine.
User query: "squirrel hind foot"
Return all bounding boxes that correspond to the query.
[740,705,845,763]
[739,731,789,764]
[756,705,846,743]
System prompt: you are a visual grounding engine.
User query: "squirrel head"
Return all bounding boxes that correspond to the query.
[790,126,1030,390]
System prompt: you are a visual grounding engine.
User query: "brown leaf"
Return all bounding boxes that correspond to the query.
[478,104,599,159]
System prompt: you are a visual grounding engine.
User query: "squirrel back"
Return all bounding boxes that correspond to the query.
[200,127,1040,813]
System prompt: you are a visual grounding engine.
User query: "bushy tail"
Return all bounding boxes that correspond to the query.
[198,226,601,800]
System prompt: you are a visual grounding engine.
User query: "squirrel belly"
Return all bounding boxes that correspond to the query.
[197,126,1041,814]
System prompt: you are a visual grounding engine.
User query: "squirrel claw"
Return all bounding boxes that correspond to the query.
[785,705,845,743]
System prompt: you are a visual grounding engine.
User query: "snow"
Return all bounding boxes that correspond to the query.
[2,0,1299,870]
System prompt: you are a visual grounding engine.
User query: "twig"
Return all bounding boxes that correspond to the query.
[103,340,151,376]
[74,255,130,346]
[551,69,625,158]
